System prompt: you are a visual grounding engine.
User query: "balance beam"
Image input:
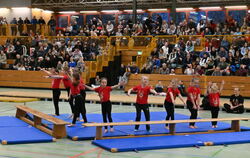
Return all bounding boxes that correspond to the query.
[83,118,250,140]
[15,105,69,138]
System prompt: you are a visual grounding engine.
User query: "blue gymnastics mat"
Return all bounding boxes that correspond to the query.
[33,112,250,140]
[92,131,250,152]
[0,117,55,144]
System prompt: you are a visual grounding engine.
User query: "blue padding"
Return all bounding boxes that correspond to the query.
[93,135,202,152]
[93,131,250,152]
[0,126,54,144]
[0,116,29,127]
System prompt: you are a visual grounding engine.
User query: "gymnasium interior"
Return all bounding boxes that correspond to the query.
[0,0,250,157]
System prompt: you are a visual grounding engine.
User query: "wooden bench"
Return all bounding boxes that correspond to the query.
[0,97,38,105]
[15,105,69,139]
[83,117,250,140]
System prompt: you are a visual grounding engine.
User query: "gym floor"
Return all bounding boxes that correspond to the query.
[0,88,250,158]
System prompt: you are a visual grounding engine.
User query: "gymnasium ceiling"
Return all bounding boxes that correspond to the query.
[31,0,250,11]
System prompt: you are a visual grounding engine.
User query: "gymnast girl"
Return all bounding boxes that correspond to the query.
[186,78,201,129]
[127,76,158,132]
[68,72,88,126]
[42,68,62,116]
[159,78,186,129]
[207,80,225,128]
[85,78,124,133]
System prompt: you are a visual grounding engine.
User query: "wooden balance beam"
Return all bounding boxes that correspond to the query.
[83,117,250,140]
[15,105,69,139]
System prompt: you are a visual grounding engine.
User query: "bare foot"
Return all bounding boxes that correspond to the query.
[110,128,114,132]
[67,124,75,127]
[104,129,108,133]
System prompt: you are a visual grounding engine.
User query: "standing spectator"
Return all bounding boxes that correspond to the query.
[10,18,18,36]
[48,16,56,35]
[106,21,114,34]
[17,17,24,35]
[212,67,222,76]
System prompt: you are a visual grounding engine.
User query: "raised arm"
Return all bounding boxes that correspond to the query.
[111,81,125,90]
[219,80,225,93]
[47,75,64,79]
[85,85,95,91]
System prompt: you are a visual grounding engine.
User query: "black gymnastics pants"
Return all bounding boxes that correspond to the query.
[164,101,175,127]
[101,101,113,129]
[224,103,244,114]
[66,87,74,113]
[52,88,61,116]
[135,103,150,131]
[72,94,87,124]
[187,100,198,126]
[210,106,219,126]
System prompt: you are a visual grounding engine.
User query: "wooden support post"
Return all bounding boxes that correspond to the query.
[15,108,26,118]
[231,120,240,132]
[169,123,176,135]
[96,126,103,140]
[34,116,42,127]
[53,125,67,139]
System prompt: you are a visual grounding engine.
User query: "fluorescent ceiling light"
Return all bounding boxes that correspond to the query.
[199,7,221,10]
[101,10,119,12]
[176,8,194,11]
[43,10,54,13]
[124,9,143,12]
[225,6,247,9]
[12,7,29,10]
[33,8,42,11]
[148,9,167,11]
[0,8,9,11]
[58,11,76,14]
[80,11,98,13]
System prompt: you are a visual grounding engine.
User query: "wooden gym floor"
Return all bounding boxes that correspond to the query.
[0,88,250,158]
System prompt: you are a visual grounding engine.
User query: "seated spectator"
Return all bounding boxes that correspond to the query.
[240,42,249,56]
[141,64,151,74]
[236,64,248,76]
[151,65,160,74]
[169,69,176,75]
[212,66,222,76]
[152,56,161,68]
[0,50,7,69]
[217,47,228,59]
[159,63,169,74]
[178,80,186,96]
[199,53,209,68]
[224,88,244,113]
[155,81,164,93]
[195,65,205,76]
[217,57,230,76]
[56,61,62,71]
[13,54,23,70]
[184,64,194,75]
[76,57,85,72]
[68,57,76,68]
[168,49,177,68]
[130,62,140,74]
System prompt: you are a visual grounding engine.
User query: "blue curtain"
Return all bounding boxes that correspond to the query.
[58,16,68,28]
[228,10,247,25]
[152,13,169,22]
[169,12,186,24]
[207,11,225,24]
[101,14,116,25]
[86,15,100,24]
[189,11,206,24]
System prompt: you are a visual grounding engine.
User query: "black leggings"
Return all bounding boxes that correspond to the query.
[101,101,113,129]
[52,89,61,116]
[210,106,219,126]
[224,103,244,114]
[72,95,87,124]
[187,100,198,126]
[135,103,150,131]
[164,101,175,127]
[66,87,74,113]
